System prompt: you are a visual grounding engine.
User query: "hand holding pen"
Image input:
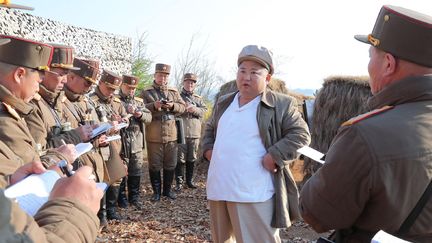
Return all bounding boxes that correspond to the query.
[50,166,103,214]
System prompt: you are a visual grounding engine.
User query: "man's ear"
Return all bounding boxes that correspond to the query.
[383,53,398,77]
[265,74,272,84]
[13,67,26,85]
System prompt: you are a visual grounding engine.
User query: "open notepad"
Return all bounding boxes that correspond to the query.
[4,170,107,216]
[91,123,112,139]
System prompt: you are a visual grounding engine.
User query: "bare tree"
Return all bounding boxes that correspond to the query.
[173,33,223,102]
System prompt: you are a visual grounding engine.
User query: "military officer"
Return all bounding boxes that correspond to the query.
[89,69,128,220]
[26,44,94,150]
[300,5,432,242]
[63,58,112,227]
[0,35,76,169]
[175,73,207,191]
[141,63,186,201]
[117,74,152,209]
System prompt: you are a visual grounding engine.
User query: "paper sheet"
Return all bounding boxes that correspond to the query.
[115,122,128,130]
[75,142,93,157]
[91,123,112,138]
[371,230,410,243]
[105,134,121,142]
[4,170,60,216]
[4,170,108,216]
[297,146,325,164]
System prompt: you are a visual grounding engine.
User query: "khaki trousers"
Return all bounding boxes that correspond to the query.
[147,141,177,171]
[208,198,281,243]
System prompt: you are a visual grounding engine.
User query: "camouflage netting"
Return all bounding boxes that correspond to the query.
[301,75,372,185]
[214,78,309,108]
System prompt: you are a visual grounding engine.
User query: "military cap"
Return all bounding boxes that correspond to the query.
[0,35,53,71]
[49,43,79,70]
[0,38,10,46]
[155,63,171,74]
[100,69,122,89]
[72,58,100,84]
[355,5,432,67]
[183,73,198,82]
[122,74,139,87]
[238,45,274,75]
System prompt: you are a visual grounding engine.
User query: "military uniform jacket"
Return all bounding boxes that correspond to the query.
[202,89,311,228]
[141,83,186,143]
[26,85,81,150]
[0,85,67,168]
[179,88,207,138]
[0,140,25,180]
[89,87,128,183]
[0,175,99,242]
[300,75,432,242]
[118,91,152,155]
[62,86,107,183]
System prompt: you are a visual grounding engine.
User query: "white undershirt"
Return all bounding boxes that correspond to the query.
[206,93,274,202]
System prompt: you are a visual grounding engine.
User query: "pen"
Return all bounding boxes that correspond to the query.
[58,160,73,177]
[57,160,97,181]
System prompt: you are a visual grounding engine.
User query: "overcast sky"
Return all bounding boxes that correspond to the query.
[20,0,432,90]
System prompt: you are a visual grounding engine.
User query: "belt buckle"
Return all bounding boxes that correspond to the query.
[162,114,168,122]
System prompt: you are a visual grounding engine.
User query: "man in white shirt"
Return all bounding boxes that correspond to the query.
[202,45,311,243]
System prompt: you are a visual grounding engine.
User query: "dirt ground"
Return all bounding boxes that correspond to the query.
[99,159,328,242]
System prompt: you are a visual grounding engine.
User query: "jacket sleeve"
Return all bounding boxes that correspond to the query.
[201,104,217,156]
[191,98,208,119]
[48,129,83,148]
[141,90,158,112]
[0,192,99,243]
[25,101,50,149]
[267,98,311,167]
[299,125,373,232]
[170,91,186,114]
[138,107,152,124]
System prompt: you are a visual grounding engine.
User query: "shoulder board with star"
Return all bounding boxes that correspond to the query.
[143,86,154,91]
[33,93,42,101]
[61,96,68,103]
[1,102,21,120]
[167,87,179,92]
[90,94,99,102]
[342,106,394,126]
[134,96,143,103]
[113,97,122,103]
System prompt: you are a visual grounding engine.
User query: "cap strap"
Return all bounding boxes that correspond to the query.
[51,63,74,69]
[368,34,380,47]
[37,66,50,71]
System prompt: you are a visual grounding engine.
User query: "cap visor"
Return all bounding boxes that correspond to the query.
[0,38,10,46]
[0,3,34,10]
[238,56,269,71]
[65,66,81,71]
[354,34,370,44]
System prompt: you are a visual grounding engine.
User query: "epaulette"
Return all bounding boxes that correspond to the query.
[134,96,143,102]
[113,97,122,103]
[90,94,99,102]
[143,86,154,91]
[342,105,394,126]
[61,96,68,103]
[33,93,42,101]
[83,96,88,102]
[1,102,21,120]
[167,87,179,92]
[192,93,202,99]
